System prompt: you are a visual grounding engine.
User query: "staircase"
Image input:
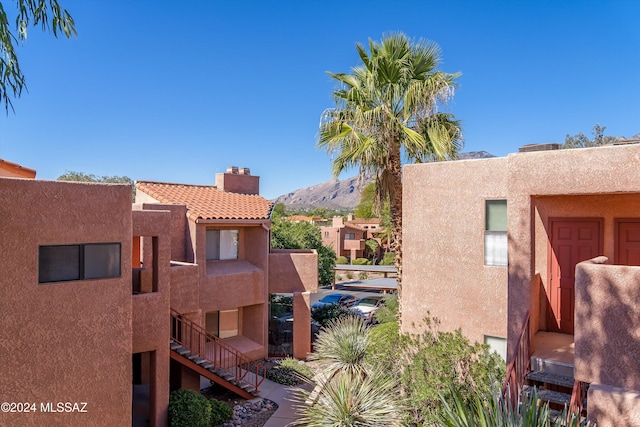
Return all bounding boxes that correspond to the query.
[502,312,588,421]
[170,309,265,399]
[525,358,587,421]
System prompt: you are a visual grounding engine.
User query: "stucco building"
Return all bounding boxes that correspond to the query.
[0,166,317,426]
[402,142,640,425]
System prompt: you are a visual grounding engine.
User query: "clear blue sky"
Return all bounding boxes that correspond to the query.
[0,0,638,199]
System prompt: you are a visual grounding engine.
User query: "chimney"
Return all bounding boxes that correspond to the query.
[216,166,260,195]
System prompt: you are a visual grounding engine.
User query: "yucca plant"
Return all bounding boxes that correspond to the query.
[439,387,591,427]
[293,316,405,426]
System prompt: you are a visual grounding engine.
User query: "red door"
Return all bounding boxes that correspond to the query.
[616,220,640,266]
[548,219,602,334]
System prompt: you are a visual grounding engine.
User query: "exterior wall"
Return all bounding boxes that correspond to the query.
[170,262,200,313]
[0,178,132,426]
[575,258,640,426]
[402,157,508,344]
[507,144,640,358]
[141,203,190,262]
[293,292,311,359]
[269,250,318,294]
[131,209,171,427]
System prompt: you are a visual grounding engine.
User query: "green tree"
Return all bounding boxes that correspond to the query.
[0,0,76,111]
[318,33,462,321]
[57,170,135,201]
[271,202,286,219]
[563,123,619,149]
[271,216,336,287]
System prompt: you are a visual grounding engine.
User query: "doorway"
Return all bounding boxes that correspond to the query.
[547,218,602,334]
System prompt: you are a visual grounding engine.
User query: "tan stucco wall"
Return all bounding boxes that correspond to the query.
[507,144,640,358]
[269,250,318,294]
[170,262,200,313]
[575,259,640,390]
[402,157,508,344]
[587,384,640,427]
[293,292,311,359]
[0,178,132,426]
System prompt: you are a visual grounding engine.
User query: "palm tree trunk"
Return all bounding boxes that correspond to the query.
[387,147,403,328]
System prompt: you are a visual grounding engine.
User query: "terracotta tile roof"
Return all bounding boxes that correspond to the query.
[136,181,273,221]
[0,158,36,178]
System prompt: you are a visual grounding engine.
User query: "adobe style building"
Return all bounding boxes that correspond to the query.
[320,214,388,262]
[402,143,640,425]
[0,166,317,426]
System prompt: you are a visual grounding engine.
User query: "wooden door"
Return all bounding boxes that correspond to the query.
[616,220,640,266]
[547,219,602,334]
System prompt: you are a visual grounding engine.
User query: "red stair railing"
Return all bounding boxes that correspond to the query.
[501,310,531,407]
[170,309,266,392]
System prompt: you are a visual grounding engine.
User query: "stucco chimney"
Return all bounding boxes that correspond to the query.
[216,166,260,194]
[332,216,344,228]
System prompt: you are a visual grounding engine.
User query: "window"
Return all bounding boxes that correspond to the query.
[39,243,121,283]
[344,233,355,240]
[484,335,507,361]
[206,229,238,260]
[484,200,507,267]
[324,231,329,237]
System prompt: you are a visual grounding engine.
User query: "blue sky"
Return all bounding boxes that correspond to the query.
[0,0,638,199]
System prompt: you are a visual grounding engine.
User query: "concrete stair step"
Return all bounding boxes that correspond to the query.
[526,370,575,389]
[524,385,572,406]
[531,357,574,377]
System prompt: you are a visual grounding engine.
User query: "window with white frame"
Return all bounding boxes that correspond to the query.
[344,232,355,240]
[484,200,507,267]
[206,229,239,260]
[39,243,121,283]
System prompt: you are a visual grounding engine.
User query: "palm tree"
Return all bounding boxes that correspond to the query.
[318,33,462,323]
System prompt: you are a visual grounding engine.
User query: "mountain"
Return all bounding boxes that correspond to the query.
[273,151,496,210]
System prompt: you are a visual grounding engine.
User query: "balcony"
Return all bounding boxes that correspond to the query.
[343,239,365,251]
[269,249,318,293]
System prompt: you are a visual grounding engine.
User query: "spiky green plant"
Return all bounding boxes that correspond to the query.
[439,387,591,427]
[293,370,404,427]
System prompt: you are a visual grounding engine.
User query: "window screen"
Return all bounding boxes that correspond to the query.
[485,200,507,267]
[39,243,121,283]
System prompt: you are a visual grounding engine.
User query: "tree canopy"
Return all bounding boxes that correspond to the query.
[270,215,336,287]
[0,0,76,112]
[318,33,462,319]
[57,170,135,201]
[563,123,619,149]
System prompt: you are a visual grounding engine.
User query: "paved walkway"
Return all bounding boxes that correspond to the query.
[258,378,313,427]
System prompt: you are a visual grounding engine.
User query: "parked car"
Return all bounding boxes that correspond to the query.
[350,295,385,324]
[311,293,358,310]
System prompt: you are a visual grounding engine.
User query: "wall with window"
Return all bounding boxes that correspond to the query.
[402,157,508,344]
[0,178,133,426]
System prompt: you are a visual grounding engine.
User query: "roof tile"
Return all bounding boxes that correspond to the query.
[136,181,272,221]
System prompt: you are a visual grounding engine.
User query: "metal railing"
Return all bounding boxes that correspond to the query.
[170,309,265,392]
[501,310,531,406]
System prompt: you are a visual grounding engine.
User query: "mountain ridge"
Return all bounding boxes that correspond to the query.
[273,151,496,210]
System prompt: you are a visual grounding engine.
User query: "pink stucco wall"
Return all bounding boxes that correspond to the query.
[575,257,640,426]
[0,178,133,426]
[269,250,318,294]
[402,157,508,344]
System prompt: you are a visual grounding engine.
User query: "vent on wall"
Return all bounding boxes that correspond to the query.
[518,143,561,153]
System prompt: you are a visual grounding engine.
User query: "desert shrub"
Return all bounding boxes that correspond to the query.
[208,399,233,426]
[346,272,353,280]
[312,303,354,328]
[380,252,395,265]
[366,317,505,426]
[336,256,348,264]
[267,357,313,385]
[352,257,371,265]
[358,272,368,280]
[169,389,211,427]
[374,294,398,324]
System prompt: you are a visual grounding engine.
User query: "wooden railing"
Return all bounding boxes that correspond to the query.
[501,310,531,406]
[170,309,265,392]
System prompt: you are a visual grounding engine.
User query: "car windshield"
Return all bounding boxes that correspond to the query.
[320,295,342,303]
[357,298,379,307]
